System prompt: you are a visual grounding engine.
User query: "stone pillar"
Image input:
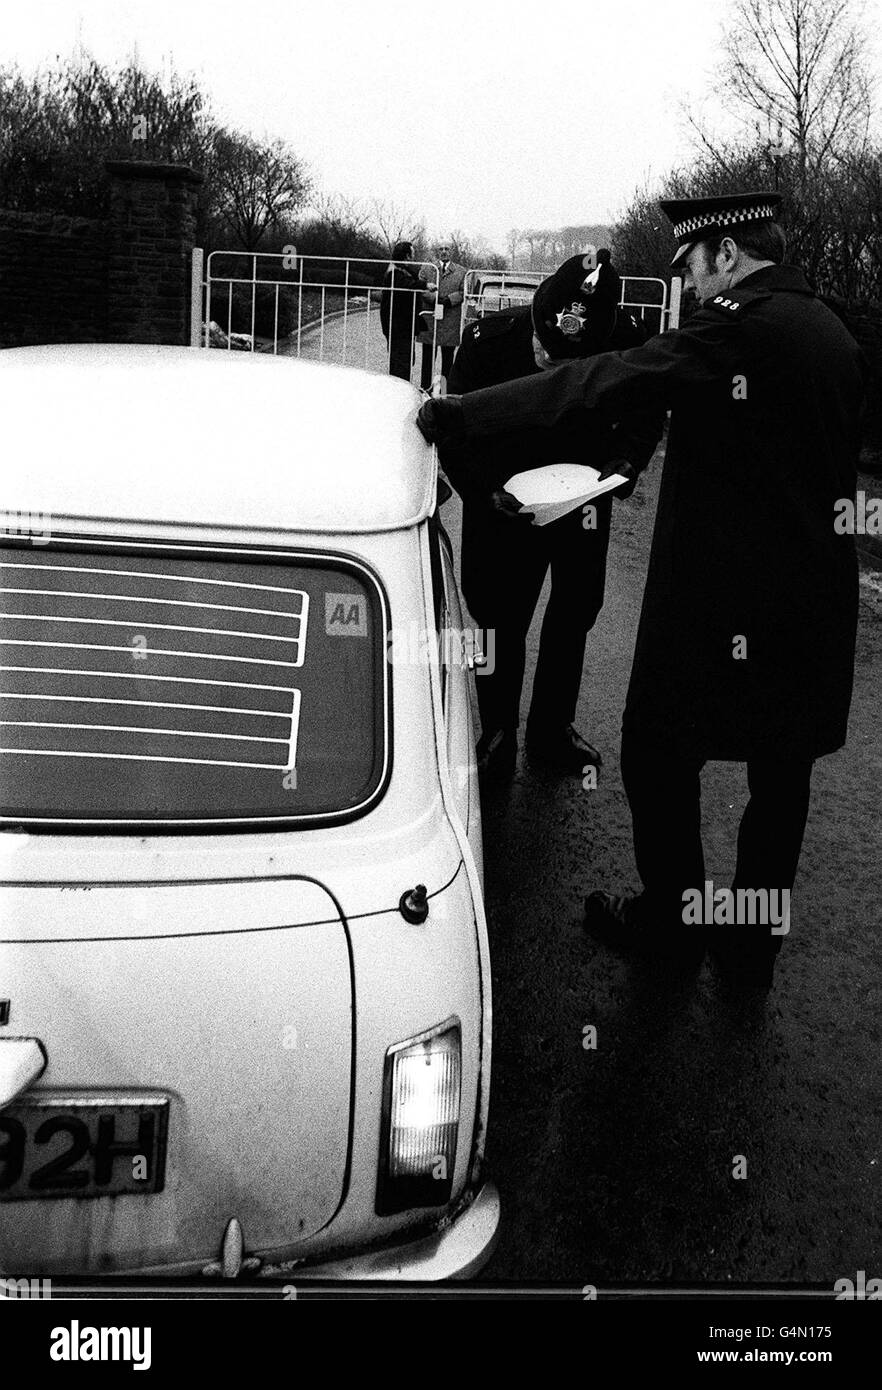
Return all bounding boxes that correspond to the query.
[105,161,202,346]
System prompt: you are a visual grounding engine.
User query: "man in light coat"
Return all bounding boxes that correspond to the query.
[418,241,466,388]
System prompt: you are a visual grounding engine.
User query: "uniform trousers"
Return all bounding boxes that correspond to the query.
[386,334,413,381]
[463,504,611,736]
[620,730,814,950]
[421,343,456,389]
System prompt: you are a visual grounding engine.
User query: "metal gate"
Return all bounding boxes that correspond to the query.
[190,251,681,371]
[460,268,552,330]
[192,249,444,385]
[618,275,678,334]
[460,268,678,335]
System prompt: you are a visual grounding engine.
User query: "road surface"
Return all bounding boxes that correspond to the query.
[279,300,432,387]
[462,458,882,1289]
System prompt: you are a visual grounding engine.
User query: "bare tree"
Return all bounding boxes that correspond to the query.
[444,228,502,268]
[0,56,322,252]
[288,193,384,259]
[0,57,217,218]
[522,229,554,269]
[611,185,678,280]
[410,222,429,260]
[310,192,372,237]
[213,131,311,250]
[612,135,882,302]
[717,0,874,179]
[370,198,422,254]
[558,224,612,258]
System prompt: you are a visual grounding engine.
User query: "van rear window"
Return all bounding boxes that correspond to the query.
[0,542,389,828]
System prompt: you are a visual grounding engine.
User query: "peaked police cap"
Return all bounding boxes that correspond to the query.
[659,191,783,269]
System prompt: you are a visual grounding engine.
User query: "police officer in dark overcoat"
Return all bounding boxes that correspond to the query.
[440,254,660,775]
[419,193,869,984]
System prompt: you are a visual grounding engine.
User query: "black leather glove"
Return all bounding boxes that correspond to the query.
[416,395,466,445]
[598,459,638,499]
[489,489,535,522]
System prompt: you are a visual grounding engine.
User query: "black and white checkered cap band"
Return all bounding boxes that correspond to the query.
[672,203,778,241]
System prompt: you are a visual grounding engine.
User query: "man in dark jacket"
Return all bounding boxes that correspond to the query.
[379,242,426,381]
[418,193,868,984]
[441,254,660,775]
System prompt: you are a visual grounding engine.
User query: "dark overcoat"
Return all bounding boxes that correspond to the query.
[460,266,867,759]
[379,263,424,347]
[442,308,659,619]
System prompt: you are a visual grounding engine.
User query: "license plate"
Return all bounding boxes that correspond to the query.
[0,1093,169,1201]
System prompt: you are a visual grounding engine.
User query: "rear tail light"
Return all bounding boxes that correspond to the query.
[376,1020,461,1215]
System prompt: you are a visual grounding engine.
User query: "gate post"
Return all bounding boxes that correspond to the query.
[190,247,204,347]
[668,275,682,331]
[105,161,203,345]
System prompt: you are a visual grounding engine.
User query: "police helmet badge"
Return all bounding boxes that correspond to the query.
[555,303,587,337]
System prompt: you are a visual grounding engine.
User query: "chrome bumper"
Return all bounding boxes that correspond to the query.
[290,1181,500,1282]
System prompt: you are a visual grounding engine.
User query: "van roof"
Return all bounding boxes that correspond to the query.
[2,344,436,535]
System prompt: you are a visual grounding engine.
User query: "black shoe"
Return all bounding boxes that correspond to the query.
[476,728,517,777]
[525,724,603,774]
[584,891,706,964]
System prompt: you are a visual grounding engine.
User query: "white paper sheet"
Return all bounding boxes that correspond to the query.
[505,463,629,526]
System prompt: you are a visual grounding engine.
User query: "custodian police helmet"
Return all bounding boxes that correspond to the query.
[531,253,607,360]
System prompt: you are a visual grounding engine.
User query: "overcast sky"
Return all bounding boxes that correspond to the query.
[7,0,882,249]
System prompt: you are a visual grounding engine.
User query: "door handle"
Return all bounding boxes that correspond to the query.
[0,1038,47,1108]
